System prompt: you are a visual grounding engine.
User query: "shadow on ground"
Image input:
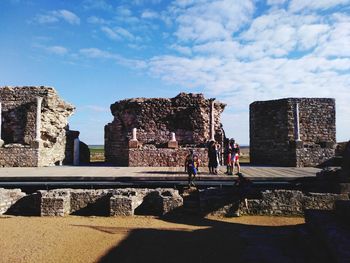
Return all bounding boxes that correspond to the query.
[73,215,332,263]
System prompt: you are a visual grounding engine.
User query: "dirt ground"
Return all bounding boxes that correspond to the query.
[0,215,327,263]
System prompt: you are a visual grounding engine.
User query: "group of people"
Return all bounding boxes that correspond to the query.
[184,138,241,186]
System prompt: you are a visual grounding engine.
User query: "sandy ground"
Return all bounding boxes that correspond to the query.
[0,215,325,263]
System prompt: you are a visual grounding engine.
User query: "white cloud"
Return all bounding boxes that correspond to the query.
[170,44,192,55]
[173,0,255,43]
[314,20,350,57]
[132,0,162,4]
[141,10,158,19]
[297,24,330,50]
[83,0,113,11]
[33,9,80,25]
[79,48,112,58]
[267,0,288,5]
[289,0,350,12]
[46,45,68,55]
[54,10,80,25]
[116,6,132,17]
[79,47,146,68]
[87,16,109,25]
[101,26,136,41]
[33,14,59,24]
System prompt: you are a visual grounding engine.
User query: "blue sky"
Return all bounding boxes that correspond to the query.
[0,0,349,145]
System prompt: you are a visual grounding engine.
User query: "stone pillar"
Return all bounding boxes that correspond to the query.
[129,128,139,148]
[36,97,43,142]
[210,99,215,141]
[73,138,80,166]
[294,103,301,142]
[0,102,4,147]
[168,132,178,149]
[132,128,137,141]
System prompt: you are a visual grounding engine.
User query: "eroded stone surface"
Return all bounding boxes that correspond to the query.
[199,188,349,217]
[105,93,225,166]
[250,98,336,167]
[0,86,75,167]
[38,188,183,217]
[0,188,26,215]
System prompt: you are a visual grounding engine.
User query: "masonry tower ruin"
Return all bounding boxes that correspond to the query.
[250,98,336,167]
[105,93,226,166]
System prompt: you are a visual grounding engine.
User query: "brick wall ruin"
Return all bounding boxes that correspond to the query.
[2,187,349,217]
[250,98,336,167]
[105,93,226,166]
[0,86,76,167]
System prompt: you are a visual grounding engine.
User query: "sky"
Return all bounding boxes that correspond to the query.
[0,0,349,145]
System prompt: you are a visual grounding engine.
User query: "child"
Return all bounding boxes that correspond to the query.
[185,150,199,187]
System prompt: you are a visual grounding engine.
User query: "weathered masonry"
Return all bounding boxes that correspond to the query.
[0,86,82,167]
[250,98,336,167]
[105,93,226,166]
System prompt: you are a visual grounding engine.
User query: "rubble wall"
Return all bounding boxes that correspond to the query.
[0,146,39,167]
[38,188,183,216]
[0,86,75,167]
[199,189,349,217]
[128,148,208,167]
[0,188,26,215]
[105,93,225,166]
[250,98,335,167]
[3,187,349,217]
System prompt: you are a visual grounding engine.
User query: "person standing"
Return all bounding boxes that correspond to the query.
[185,149,198,187]
[231,139,241,175]
[225,138,233,175]
[208,141,218,174]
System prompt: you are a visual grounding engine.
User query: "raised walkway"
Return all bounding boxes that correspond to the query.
[0,166,320,178]
[0,166,321,188]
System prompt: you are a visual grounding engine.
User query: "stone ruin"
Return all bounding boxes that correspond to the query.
[250,98,336,167]
[105,93,226,166]
[0,86,88,167]
[0,188,183,217]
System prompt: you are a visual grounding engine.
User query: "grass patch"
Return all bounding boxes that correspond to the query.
[89,145,105,162]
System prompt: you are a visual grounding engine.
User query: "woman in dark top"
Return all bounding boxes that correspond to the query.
[208,141,218,174]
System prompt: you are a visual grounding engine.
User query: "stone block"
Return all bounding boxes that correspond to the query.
[40,196,70,216]
[0,188,26,215]
[110,194,143,216]
[128,140,139,148]
[158,189,183,215]
[167,140,178,149]
[39,190,71,216]
[303,193,349,211]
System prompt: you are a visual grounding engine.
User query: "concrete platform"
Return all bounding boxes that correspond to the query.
[0,166,321,189]
[0,165,320,180]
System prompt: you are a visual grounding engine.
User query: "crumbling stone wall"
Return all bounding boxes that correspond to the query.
[0,188,26,215]
[0,146,39,167]
[250,98,336,167]
[0,86,75,167]
[38,188,183,216]
[128,148,208,167]
[105,93,225,166]
[199,189,349,217]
